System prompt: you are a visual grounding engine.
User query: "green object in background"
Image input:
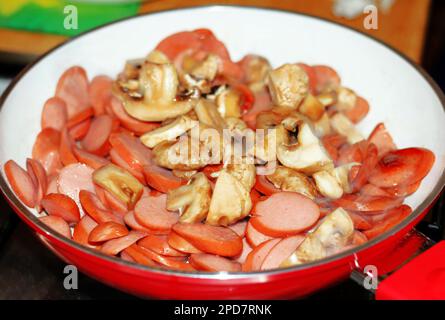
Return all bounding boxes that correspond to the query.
[0,0,141,36]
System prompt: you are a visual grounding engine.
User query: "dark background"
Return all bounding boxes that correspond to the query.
[0,1,444,299]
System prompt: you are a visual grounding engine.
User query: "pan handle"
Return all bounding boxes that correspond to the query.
[351,230,445,299]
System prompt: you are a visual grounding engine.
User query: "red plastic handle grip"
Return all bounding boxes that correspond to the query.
[376,240,445,300]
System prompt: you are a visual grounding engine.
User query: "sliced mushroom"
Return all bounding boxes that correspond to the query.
[267,63,309,109]
[266,166,317,199]
[194,99,226,131]
[93,164,143,209]
[313,163,357,199]
[207,170,252,226]
[281,207,354,266]
[330,112,364,144]
[140,115,197,148]
[113,61,195,121]
[190,54,221,81]
[277,118,333,175]
[335,87,357,112]
[166,172,212,223]
[298,94,325,121]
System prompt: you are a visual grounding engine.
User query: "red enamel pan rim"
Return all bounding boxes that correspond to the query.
[0,5,445,279]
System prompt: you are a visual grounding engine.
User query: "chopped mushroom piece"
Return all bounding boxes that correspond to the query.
[240,54,272,92]
[312,112,332,137]
[313,163,357,199]
[266,166,317,199]
[216,88,242,118]
[207,171,252,226]
[140,115,197,148]
[190,54,220,81]
[313,170,343,199]
[267,63,309,109]
[225,162,256,191]
[316,91,337,107]
[298,94,325,121]
[277,118,333,175]
[166,173,212,223]
[113,60,195,121]
[330,113,364,144]
[281,207,354,266]
[335,87,357,112]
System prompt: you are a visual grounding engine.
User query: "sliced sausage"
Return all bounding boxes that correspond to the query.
[172,223,243,257]
[227,220,247,237]
[26,158,48,211]
[69,118,91,140]
[39,215,71,239]
[235,238,253,264]
[32,128,62,175]
[143,164,185,193]
[167,231,203,254]
[251,192,320,237]
[245,221,274,247]
[4,160,37,208]
[109,148,146,184]
[134,195,179,231]
[79,190,121,223]
[41,97,68,131]
[73,215,99,248]
[58,163,95,216]
[367,122,396,157]
[343,96,369,124]
[55,66,90,119]
[190,253,242,272]
[134,244,194,271]
[138,234,186,257]
[89,75,112,116]
[254,175,280,196]
[109,132,153,172]
[41,193,81,224]
[81,114,113,156]
[364,205,412,239]
[59,127,78,166]
[261,235,305,270]
[332,194,404,213]
[242,238,281,271]
[66,107,94,129]
[101,231,147,255]
[369,148,435,188]
[73,147,109,170]
[88,221,129,243]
